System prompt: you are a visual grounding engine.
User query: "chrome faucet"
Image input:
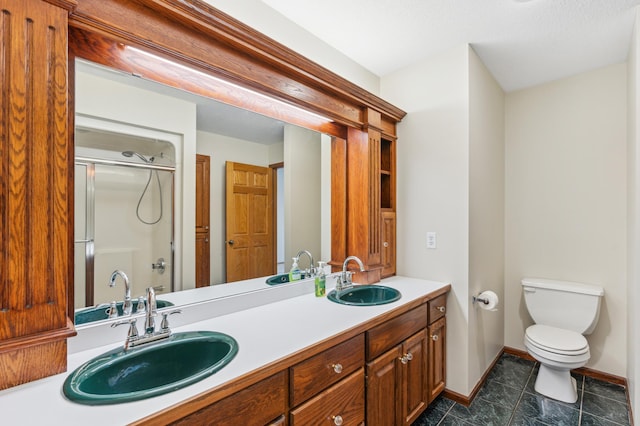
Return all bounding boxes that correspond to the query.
[108,270,133,316]
[296,250,315,277]
[144,286,157,334]
[112,286,181,351]
[336,256,365,291]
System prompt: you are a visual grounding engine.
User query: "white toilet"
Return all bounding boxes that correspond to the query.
[521,277,604,403]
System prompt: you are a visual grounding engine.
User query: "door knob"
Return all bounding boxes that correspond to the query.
[227,240,235,246]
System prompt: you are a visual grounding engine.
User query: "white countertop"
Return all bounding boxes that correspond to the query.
[0,276,448,425]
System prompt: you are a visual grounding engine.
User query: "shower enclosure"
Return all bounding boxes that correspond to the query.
[74,128,176,309]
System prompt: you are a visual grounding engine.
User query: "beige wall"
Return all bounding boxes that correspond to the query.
[283,125,322,270]
[76,69,198,291]
[504,63,627,376]
[627,8,640,421]
[196,131,273,285]
[381,45,470,395]
[203,0,379,94]
[468,48,505,383]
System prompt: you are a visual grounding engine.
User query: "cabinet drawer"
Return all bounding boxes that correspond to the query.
[367,305,428,361]
[291,334,364,406]
[290,368,365,426]
[428,294,447,324]
[171,371,287,426]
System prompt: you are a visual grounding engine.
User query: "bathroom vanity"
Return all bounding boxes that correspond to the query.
[0,277,449,425]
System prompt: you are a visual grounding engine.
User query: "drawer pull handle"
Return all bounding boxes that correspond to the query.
[436,306,446,313]
[332,415,344,425]
[432,334,439,341]
[332,363,343,374]
[399,352,413,364]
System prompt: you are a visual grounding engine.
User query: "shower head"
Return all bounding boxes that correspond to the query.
[122,150,154,164]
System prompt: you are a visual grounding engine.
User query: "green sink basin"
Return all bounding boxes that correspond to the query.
[266,273,291,285]
[63,331,238,405]
[74,299,175,325]
[327,285,401,306]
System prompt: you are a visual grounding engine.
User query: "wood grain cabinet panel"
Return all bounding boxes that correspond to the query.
[171,371,288,426]
[0,0,76,390]
[366,305,428,361]
[428,316,447,403]
[290,334,364,406]
[290,369,365,426]
[366,330,429,426]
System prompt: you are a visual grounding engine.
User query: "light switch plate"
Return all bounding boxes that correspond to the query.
[427,232,437,249]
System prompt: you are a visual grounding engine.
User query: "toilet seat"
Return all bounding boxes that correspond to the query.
[525,324,588,355]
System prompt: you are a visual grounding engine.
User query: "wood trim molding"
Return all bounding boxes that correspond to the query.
[43,0,77,11]
[69,0,406,130]
[444,346,631,408]
[503,346,629,387]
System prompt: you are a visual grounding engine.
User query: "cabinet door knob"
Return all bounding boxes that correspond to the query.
[431,334,439,341]
[399,355,408,364]
[383,241,389,247]
[437,306,446,313]
[406,352,413,361]
[332,363,343,374]
[332,415,343,425]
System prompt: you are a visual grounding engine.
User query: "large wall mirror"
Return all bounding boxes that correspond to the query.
[74,59,333,317]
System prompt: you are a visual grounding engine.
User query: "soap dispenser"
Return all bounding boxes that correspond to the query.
[289,257,302,281]
[315,261,326,297]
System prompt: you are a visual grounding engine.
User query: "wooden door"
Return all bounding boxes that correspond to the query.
[366,345,402,426]
[225,161,274,282]
[428,317,447,403]
[195,154,210,287]
[402,330,429,425]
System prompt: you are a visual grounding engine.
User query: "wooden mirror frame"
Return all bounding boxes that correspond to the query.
[0,0,405,390]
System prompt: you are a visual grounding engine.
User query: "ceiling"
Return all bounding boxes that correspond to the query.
[78,61,287,145]
[260,0,640,92]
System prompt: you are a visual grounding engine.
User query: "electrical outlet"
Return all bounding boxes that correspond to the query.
[426,232,437,249]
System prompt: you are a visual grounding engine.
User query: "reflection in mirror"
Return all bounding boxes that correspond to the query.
[74,59,332,317]
[74,129,176,309]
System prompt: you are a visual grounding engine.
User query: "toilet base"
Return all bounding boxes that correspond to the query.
[534,364,577,403]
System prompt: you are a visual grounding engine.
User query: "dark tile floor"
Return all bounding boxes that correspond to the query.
[413,353,632,426]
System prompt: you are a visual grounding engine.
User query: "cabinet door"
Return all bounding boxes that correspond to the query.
[380,211,396,278]
[366,344,402,426]
[401,330,428,425]
[428,317,447,403]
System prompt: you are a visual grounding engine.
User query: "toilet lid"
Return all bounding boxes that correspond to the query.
[526,324,588,354]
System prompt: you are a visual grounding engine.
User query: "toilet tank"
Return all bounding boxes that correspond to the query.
[521,278,604,334]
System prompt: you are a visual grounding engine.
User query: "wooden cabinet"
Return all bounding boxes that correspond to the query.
[366,307,429,425]
[0,0,76,391]
[290,334,365,425]
[380,211,396,278]
[290,369,365,426]
[139,289,449,425]
[428,294,448,403]
[380,134,396,279]
[171,371,288,426]
[290,334,364,407]
[332,110,398,283]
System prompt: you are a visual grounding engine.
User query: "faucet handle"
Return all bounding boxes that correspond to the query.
[160,309,182,332]
[136,296,146,313]
[111,318,139,339]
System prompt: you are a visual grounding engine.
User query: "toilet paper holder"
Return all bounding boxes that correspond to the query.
[472,294,490,305]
